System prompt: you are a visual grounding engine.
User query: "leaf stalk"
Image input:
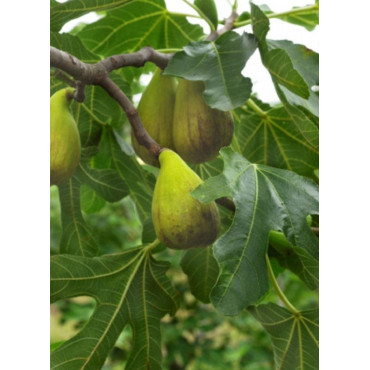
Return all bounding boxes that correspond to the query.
[247,99,268,118]
[233,4,319,28]
[182,0,216,32]
[265,254,299,316]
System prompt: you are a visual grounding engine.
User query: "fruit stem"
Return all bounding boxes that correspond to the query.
[233,3,319,28]
[182,0,217,32]
[265,254,299,315]
[246,99,268,118]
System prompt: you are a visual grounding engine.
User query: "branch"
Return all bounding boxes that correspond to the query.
[50,46,173,160]
[100,47,173,73]
[206,11,238,41]
[50,7,238,160]
[98,77,162,157]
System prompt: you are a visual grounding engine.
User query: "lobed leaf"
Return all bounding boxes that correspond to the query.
[50,0,136,32]
[58,178,99,257]
[274,5,319,31]
[104,128,156,221]
[251,4,319,120]
[75,158,129,203]
[51,248,178,369]
[248,303,319,369]
[50,32,100,63]
[77,0,204,56]
[269,240,319,290]
[235,104,319,177]
[194,0,218,29]
[192,148,318,314]
[164,31,258,111]
[180,246,219,303]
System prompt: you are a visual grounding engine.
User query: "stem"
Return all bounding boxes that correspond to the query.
[169,11,202,19]
[268,4,318,20]
[98,77,162,158]
[145,238,161,253]
[232,0,238,11]
[246,99,267,118]
[265,254,299,315]
[155,48,183,54]
[182,0,216,32]
[231,133,242,154]
[233,3,318,28]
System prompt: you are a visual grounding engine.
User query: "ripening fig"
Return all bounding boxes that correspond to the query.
[132,68,176,166]
[173,79,234,163]
[50,88,81,185]
[152,149,220,249]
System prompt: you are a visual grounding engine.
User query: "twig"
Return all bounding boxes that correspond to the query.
[50,46,172,160]
[100,47,173,72]
[206,11,238,41]
[74,81,86,103]
[98,77,162,157]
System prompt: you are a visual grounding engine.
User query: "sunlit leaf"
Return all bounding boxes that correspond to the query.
[77,0,204,56]
[266,4,319,31]
[50,0,135,32]
[50,32,99,63]
[194,0,218,29]
[251,4,319,120]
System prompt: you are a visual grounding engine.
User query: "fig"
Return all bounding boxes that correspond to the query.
[152,149,220,249]
[50,88,81,185]
[173,79,234,163]
[132,68,176,166]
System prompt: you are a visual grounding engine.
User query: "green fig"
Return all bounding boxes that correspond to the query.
[50,88,81,185]
[132,68,176,166]
[152,149,220,249]
[173,79,234,164]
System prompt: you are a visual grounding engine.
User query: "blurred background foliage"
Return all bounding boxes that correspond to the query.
[51,188,317,369]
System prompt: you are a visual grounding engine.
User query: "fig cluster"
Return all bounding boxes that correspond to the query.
[132,68,234,165]
[134,69,233,250]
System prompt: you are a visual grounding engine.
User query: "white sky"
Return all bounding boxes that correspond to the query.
[58,0,319,103]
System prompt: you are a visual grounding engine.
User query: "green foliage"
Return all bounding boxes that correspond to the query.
[77,0,204,55]
[234,103,319,177]
[192,148,318,314]
[164,31,258,111]
[50,0,319,368]
[194,0,218,29]
[249,303,319,369]
[51,247,178,369]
